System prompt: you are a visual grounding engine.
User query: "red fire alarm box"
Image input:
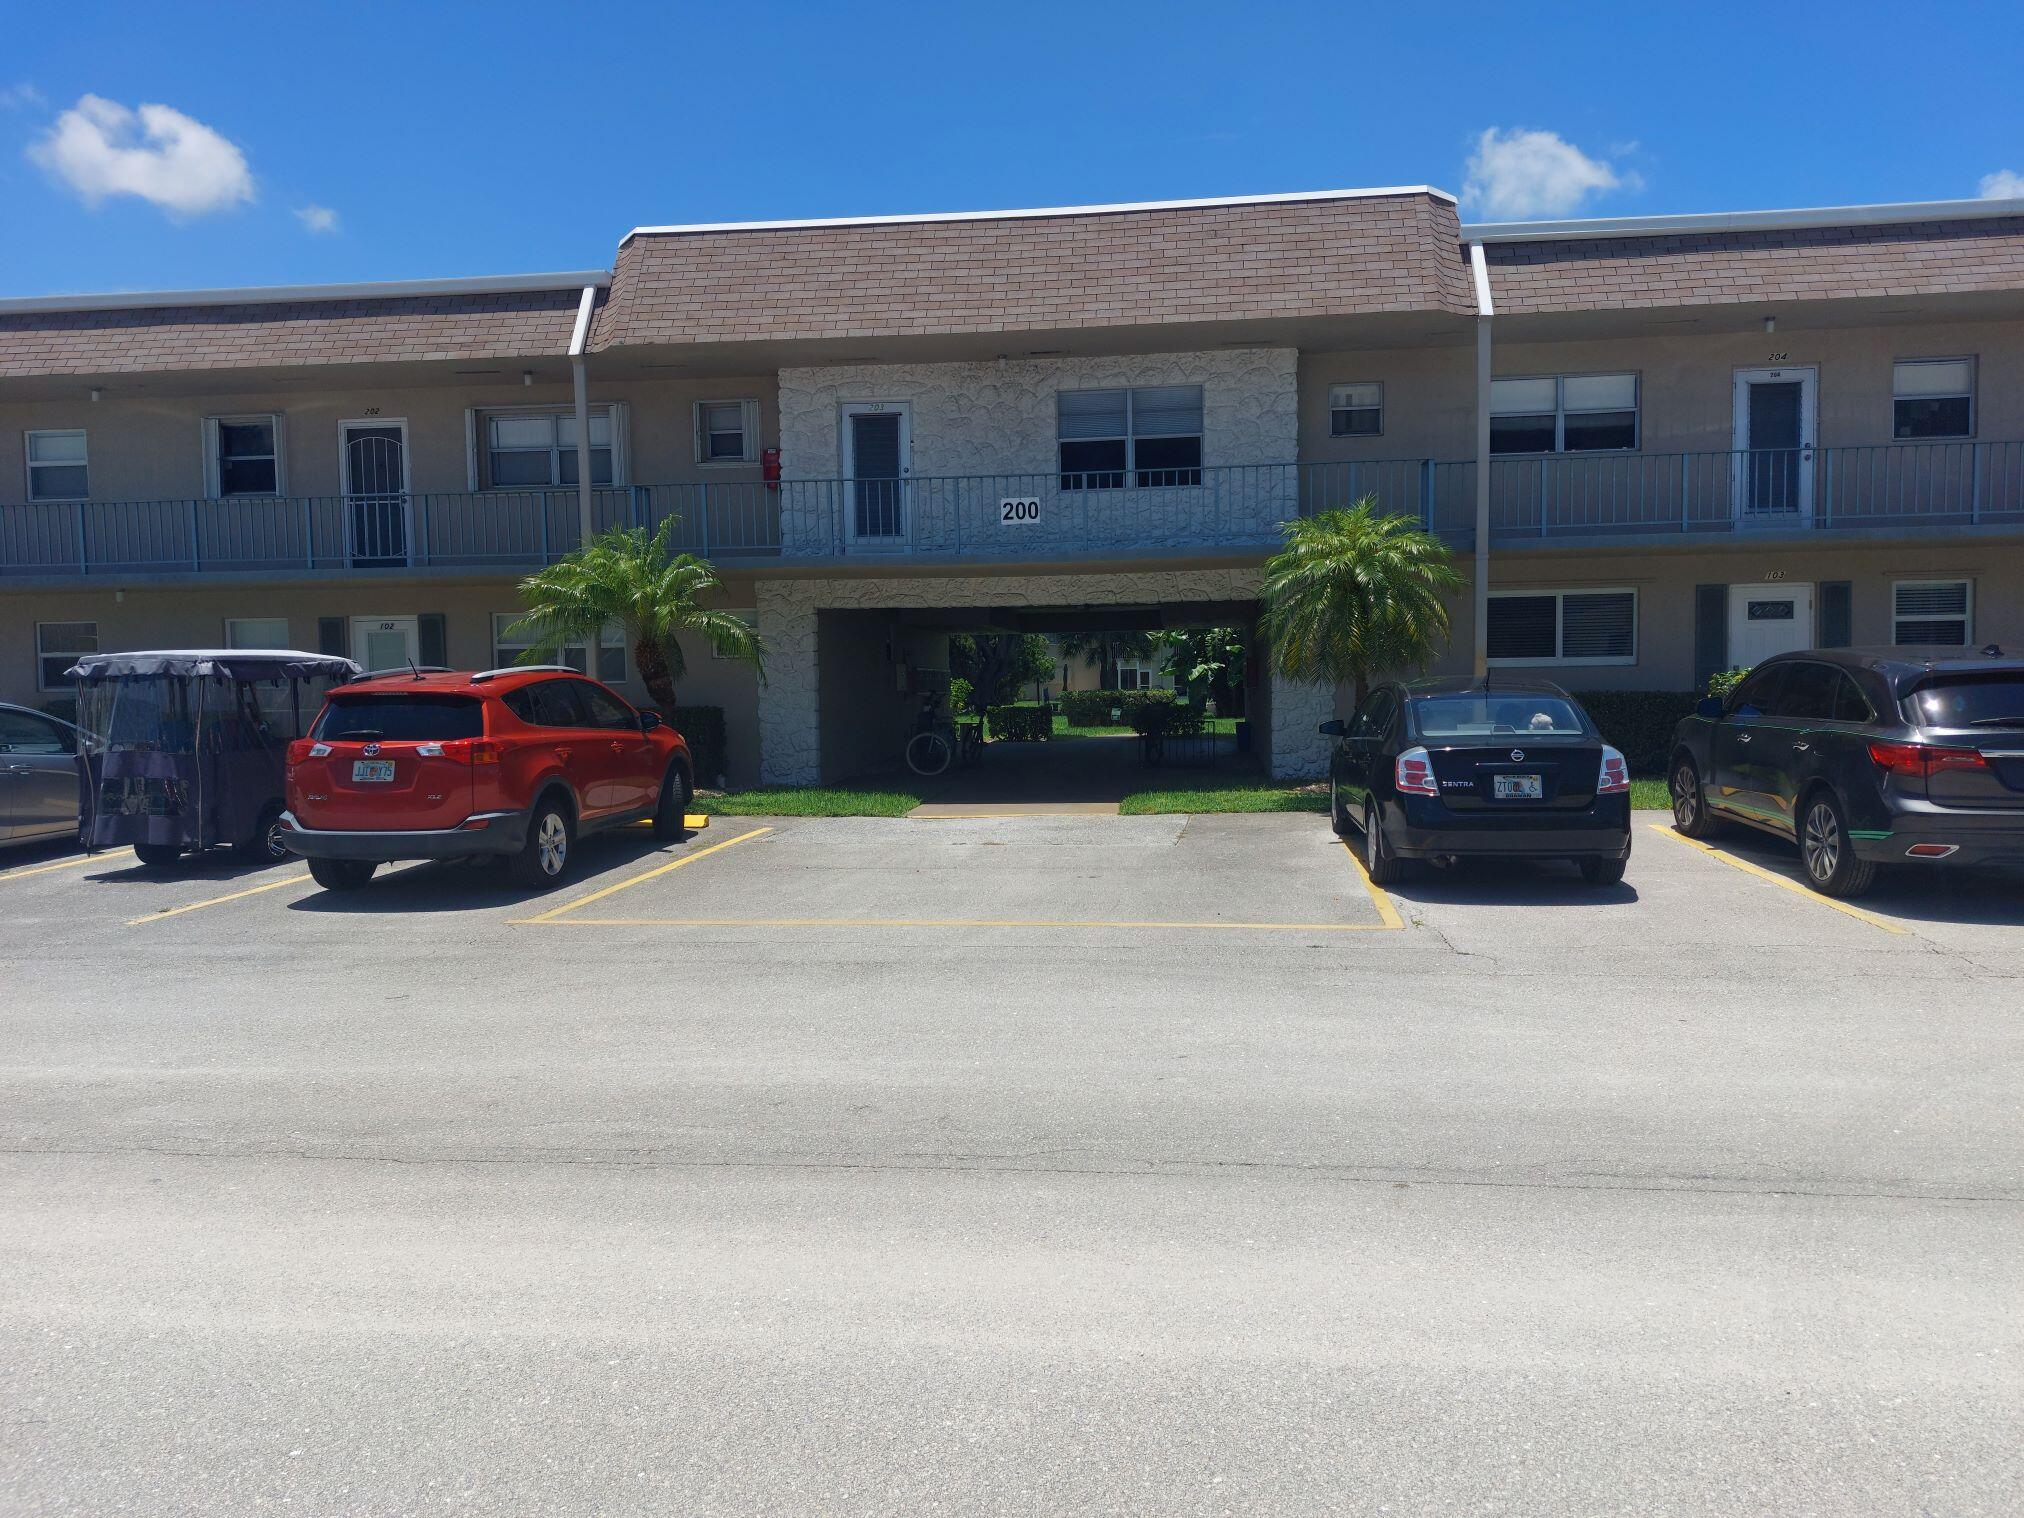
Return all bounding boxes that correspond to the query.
[761,447,781,489]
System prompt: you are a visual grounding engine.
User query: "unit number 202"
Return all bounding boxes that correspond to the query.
[999,497,1042,526]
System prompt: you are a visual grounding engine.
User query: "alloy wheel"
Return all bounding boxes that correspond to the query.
[1672,764,1698,830]
[1802,801,1841,883]
[536,813,568,877]
[1365,805,1381,871]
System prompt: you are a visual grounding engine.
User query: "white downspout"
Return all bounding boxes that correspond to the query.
[568,284,598,550]
[1469,243,1494,679]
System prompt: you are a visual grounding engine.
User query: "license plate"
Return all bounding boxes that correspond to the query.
[351,760,395,783]
[1494,773,1542,800]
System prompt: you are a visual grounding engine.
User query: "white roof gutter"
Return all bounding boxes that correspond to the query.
[1465,196,2024,243]
[623,185,1457,242]
[0,270,613,317]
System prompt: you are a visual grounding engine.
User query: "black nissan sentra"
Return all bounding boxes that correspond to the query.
[1321,677,1632,885]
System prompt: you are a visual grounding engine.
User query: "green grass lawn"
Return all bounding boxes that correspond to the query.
[694,786,922,817]
[1048,713,1239,739]
[1629,777,1671,810]
[1118,775,1330,815]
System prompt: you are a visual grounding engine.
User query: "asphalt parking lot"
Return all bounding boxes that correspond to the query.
[2,811,2020,1514]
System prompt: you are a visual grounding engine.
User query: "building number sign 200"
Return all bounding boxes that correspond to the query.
[999,497,1042,526]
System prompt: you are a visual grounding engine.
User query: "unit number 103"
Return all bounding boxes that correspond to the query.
[999,497,1042,526]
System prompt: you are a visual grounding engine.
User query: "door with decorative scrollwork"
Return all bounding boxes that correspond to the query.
[342,423,410,567]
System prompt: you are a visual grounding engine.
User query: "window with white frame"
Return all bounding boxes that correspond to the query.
[206,415,282,497]
[710,611,758,659]
[491,612,625,682]
[26,430,89,500]
[225,617,291,649]
[1487,589,1637,665]
[1490,374,1638,455]
[1893,580,1972,646]
[1058,386,1204,489]
[1892,359,1974,440]
[36,620,97,690]
[478,407,616,489]
[1328,382,1383,438]
[696,400,758,464]
[1114,660,1161,691]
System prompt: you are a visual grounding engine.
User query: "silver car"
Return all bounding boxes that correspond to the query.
[0,702,82,849]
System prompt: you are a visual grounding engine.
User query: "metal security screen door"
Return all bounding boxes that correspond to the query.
[1732,368,1816,522]
[342,421,411,567]
[842,404,909,541]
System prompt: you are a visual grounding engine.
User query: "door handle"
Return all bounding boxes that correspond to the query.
[610,741,625,754]
[1791,741,1810,753]
[1737,734,1752,745]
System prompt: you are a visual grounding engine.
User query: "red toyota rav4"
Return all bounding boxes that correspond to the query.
[281,666,693,891]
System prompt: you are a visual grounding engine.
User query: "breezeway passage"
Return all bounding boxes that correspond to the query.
[517,814,1403,933]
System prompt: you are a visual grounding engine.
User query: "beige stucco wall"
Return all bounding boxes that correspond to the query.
[0,576,766,785]
[0,374,779,504]
[1299,316,2024,466]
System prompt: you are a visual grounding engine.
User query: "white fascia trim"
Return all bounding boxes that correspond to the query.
[0,270,613,316]
[567,286,598,357]
[623,185,1457,242]
[1465,197,2024,243]
[1469,243,1494,318]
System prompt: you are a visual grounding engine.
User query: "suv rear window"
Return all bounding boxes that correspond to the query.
[1412,694,1588,738]
[314,694,484,741]
[1905,675,2024,729]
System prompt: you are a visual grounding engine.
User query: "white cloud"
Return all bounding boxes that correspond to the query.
[27,94,254,217]
[295,203,340,234]
[0,82,44,112]
[1462,128,1638,220]
[1978,169,2024,199]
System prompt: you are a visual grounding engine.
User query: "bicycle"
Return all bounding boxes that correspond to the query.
[904,692,958,777]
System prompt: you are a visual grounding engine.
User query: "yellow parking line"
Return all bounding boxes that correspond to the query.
[126,871,311,926]
[531,916,1395,932]
[1644,823,1908,935]
[0,847,133,884]
[514,825,771,924]
[1341,841,1407,931]
[627,814,711,830]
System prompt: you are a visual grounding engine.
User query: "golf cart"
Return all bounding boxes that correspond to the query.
[71,649,360,868]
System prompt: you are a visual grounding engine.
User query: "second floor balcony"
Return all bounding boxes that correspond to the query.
[3,441,2022,582]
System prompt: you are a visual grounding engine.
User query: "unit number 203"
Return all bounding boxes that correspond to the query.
[999,497,1042,526]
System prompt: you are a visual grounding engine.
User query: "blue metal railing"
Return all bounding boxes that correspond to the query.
[4,443,2021,579]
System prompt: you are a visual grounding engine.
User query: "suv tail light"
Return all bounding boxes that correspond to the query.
[1598,744,1630,794]
[435,739,502,765]
[1395,746,1439,796]
[286,740,331,765]
[1867,740,1987,778]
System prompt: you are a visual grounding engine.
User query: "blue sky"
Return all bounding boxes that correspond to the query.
[2,0,2021,295]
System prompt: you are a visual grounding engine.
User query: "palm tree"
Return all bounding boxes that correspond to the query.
[508,522,764,710]
[1260,499,1463,706]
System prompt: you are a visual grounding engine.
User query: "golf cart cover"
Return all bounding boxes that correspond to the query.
[66,649,360,684]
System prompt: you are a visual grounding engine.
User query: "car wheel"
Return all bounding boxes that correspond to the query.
[307,857,375,891]
[1799,790,1877,898]
[132,842,183,869]
[1580,857,1627,886]
[235,802,288,863]
[651,762,691,841]
[1330,776,1352,837]
[1362,800,1406,886]
[1670,757,1721,839]
[510,801,573,889]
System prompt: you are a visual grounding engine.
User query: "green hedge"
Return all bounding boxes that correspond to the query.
[985,705,1053,742]
[1057,688,1178,728]
[1130,703,1205,738]
[662,705,728,785]
[1569,690,1699,775]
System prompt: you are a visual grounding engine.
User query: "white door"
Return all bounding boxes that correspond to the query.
[1731,368,1817,522]
[840,402,911,543]
[1728,583,1815,667]
[352,615,420,672]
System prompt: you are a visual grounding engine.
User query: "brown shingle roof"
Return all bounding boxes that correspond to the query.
[591,193,1474,348]
[1485,216,2024,313]
[0,289,583,379]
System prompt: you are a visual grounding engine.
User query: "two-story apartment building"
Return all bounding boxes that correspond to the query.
[4,187,2020,785]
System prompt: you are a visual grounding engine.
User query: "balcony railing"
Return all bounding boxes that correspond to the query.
[3,443,2021,580]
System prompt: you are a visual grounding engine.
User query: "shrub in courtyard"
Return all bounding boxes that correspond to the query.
[985,706,1053,742]
[1058,688,1178,728]
[1568,690,1700,775]
[1707,666,1751,701]
[1129,702,1205,738]
[948,677,975,715]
